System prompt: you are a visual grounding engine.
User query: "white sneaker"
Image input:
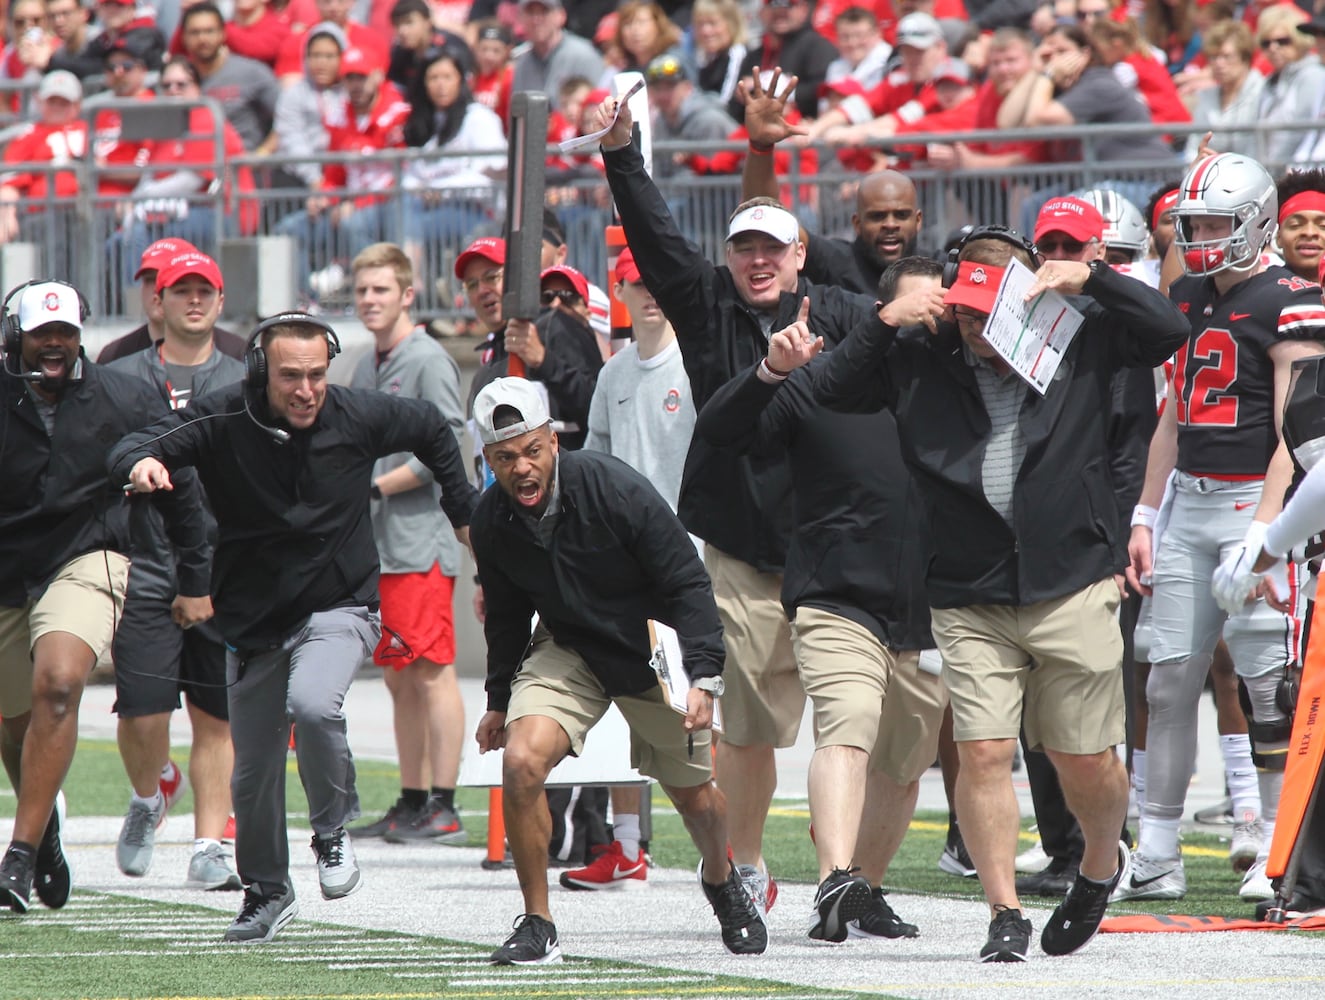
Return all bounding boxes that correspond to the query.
[311,829,360,899]
[1109,852,1187,901]
[1239,859,1274,901]
[1229,815,1262,873]
[735,863,769,921]
[1015,841,1050,875]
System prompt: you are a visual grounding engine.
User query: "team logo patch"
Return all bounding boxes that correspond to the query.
[663,389,681,413]
[752,208,764,219]
[43,292,60,312]
[1179,302,1190,313]
[970,267,987,285]
[389,377,402,394]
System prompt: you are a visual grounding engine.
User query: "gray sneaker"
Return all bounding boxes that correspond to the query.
[187,843,242,891]
[311,829,360,899]
[223,885,298,943]
[116,799,162,877]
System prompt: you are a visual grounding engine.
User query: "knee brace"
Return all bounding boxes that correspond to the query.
[1276,662,1303,718]
[1238,677,1292,772]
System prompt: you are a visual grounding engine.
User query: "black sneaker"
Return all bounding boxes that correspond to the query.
[938,829,978,878]
[699,860,768,955]
[980,905,1032,963]
[808,868,873,942]
[223,884,299,943]
[489,913,563,965]
[1256,889,1325,921]
[0,845,35,913]
[34,796,71,909]
[1041,843,1127,956]
[848,887,920,939]
[1015,856,1078,898]
[347,797,421,839]
[383,798,466,845]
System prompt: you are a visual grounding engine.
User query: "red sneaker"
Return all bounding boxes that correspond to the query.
[158,760,187,829]
[558,841,647,890]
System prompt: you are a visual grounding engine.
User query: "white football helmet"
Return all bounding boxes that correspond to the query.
[1072,188,1149,262]
[1174,153,1277,276]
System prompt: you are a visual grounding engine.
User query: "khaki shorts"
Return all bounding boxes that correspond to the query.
[704,545,802,748]
[0,550,130,718]
[792,607,948,784]
[507,628,714,788]
[929,578,1125,754]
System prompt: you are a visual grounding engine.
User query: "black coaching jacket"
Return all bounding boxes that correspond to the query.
[0,360,209,607]
[696,361,933,653]
[604,141,878,574]
[471,449,724,714]
[108,383,477,653]
[811,263,1188,609]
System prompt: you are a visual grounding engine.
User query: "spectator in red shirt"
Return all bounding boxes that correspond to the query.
[119,55,258,288]
[87,31,162,201]
[273,44,410,302]
[470,19,514,126]
[1090,17,1191,129]
[219,0,296,67]
[274,0,388,82]
[927,26,1049,171]
[806,11,948,146]
[0,70,86,276]
[890,57,980,166]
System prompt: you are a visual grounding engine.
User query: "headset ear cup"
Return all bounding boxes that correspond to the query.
[245,345,266,391]
[943,248,959,288]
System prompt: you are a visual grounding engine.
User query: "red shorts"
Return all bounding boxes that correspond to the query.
[374,564,456,669]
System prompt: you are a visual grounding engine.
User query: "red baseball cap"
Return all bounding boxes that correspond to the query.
[454,236,506,280]
[155,251,224,292]
[340,46,383,76]
[615,246,641,284]
[135,238,198,281]
[943,260,1005,315]
[540,265,589,302]
[1034,196,1105,243]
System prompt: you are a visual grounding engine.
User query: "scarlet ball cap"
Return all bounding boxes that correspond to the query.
[155,251,223,293]
[540,264,589,301]
[454,236,506,280]
[943,260,1005,315]
[615,247,641,284]
[1034,196,1105,243]
[135,238,198,281]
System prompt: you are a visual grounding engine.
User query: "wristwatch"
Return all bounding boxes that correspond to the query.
[692,676,725,697]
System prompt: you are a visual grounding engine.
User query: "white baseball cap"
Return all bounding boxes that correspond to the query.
[474,377,551,445]
[37,70,82,104]
[896,12,943,49]
[727,204,799,244]
[16,281,83,332]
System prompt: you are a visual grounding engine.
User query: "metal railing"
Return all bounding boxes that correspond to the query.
[2,116,1322,321]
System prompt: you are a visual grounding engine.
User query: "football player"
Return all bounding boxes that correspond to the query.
[1124,153,1325,903]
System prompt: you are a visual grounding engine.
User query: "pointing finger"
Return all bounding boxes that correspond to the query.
[798,295,810,324]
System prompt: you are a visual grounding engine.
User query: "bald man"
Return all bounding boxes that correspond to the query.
[741,80,922,295]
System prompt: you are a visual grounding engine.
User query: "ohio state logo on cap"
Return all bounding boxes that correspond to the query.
[752,208,764,219]
[43,292,61,312]
[970,268,987,284]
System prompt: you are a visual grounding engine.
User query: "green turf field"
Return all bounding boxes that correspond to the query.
[1,738,1255,918]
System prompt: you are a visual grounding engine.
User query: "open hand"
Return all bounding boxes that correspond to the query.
[737,66,805,150]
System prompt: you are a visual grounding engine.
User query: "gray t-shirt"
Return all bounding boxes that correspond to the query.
[583,339,695,513]
[511,32,604,112]
[969,351,1028,525]
[204,53,280,151]
[1056,67,1174,162]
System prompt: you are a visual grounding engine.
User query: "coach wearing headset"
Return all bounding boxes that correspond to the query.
[109,313,478,945]
[0,280,209,915]
[785,230,1188,962]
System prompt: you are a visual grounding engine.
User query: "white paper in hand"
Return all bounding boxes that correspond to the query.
[558,79,645,153]
[649,620,723,732]
[980,257,1085,395]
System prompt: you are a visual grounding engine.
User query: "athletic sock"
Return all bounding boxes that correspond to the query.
[159,763,175,779]
[401,787,428,810]
[613,814,641,859]
[1137,814,1182,860]
[430,787,455,810]
[1255,770,1283,862]
[131,790,163,812]
[1131,749,1147,813]
[194,838,220,853]
[1221,734,1261,822]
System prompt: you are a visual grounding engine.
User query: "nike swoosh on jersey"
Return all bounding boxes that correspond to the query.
[1235,501,1255,511]
[616,398,631,404]
[1229,312,1252,321]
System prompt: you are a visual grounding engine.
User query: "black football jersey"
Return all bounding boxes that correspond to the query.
[1170,266,1325,475]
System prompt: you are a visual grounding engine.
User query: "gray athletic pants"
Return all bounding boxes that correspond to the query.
[226,606,378,892]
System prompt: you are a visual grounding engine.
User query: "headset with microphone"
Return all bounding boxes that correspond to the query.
[242,312,342,446]
[0,279,91,382]
[942,225,1041,288]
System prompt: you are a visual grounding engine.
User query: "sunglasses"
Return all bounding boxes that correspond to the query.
[1260,36,1295,49]
[1037,236,1087,255]
[159,79,192,93]
[540,288,582,306]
